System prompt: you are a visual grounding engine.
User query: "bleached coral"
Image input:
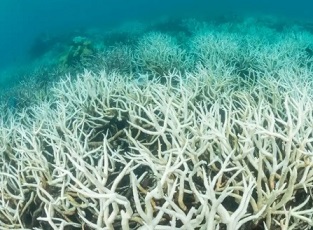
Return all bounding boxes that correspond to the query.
[135,32,192,75]
[2,15,313,230]
[1,65,313,229]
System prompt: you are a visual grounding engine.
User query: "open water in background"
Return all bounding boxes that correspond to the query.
[0,0,312,71]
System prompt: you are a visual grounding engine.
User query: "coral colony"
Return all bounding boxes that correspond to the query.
[1,17,313,229]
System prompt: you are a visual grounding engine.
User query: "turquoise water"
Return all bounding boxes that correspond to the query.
[1,0,312,69]
[1,1,313,229]
[0,0,313,108]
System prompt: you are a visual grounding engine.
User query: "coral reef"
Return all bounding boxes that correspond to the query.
[135,32,192,75]
[1,16,313,230]
[59,36,95,70]
[1,66,313,229]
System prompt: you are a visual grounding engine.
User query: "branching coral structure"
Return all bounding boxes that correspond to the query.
[1,66,313,229]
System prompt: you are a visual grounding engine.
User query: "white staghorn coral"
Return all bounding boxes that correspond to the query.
[135,32,192,75]
[1,66,313,229]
